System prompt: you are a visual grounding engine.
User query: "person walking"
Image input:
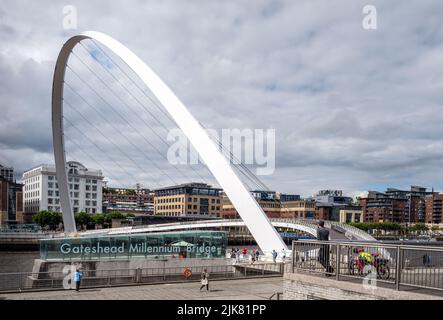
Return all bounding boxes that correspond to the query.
[317,220,334,276]
[272,249,278,263]
[199,269,209,292]
[235,248,240,263]
[255,249,260,262]
[74,268,83,292]
[250,249,256,264]
[281,248,286,262]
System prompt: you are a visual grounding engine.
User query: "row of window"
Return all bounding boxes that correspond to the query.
[25,191,40,198]
[159,211,215,216]
[24,183,39,191]
[155,197,222,204]
[157,205,221,211]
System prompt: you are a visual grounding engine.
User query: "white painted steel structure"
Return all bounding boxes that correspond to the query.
[79,218,376,242]
[52,31,287,252]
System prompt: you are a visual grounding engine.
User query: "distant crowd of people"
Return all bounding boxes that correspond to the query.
[229,247,287,264]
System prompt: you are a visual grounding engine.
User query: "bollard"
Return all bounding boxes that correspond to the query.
[395,246,401,290]
[336,244,340,281]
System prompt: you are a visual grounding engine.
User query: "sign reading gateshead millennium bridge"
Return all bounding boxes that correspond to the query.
[40,230,227,261]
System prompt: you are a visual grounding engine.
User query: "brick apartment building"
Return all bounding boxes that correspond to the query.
[359,186,431,223]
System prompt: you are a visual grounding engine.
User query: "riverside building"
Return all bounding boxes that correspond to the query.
[22,161,104,215]
[153,183,222,217]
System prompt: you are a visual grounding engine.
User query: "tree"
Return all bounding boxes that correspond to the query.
[75,212,91,229]
[33,210,62,230]
[91,213,105,226]
[103,211,126,224]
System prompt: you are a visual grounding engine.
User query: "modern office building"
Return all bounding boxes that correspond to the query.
[314,190,358,221]
[222,190,278,219]
[314,190,353,205]
[221,190,313,220]
[103,185,154,214]
[279,198,316,219]
[22,161,104,216]
[0,164,14,182]
[153,183,222,217]
[0,176,24,225]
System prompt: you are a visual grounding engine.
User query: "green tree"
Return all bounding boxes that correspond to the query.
[75,212,91,229]
[32,210,62,230]
[91,213,105,226]
[103,211,126,224]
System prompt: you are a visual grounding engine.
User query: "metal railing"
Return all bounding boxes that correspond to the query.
[0,262,285,293]
[291,240,443,292]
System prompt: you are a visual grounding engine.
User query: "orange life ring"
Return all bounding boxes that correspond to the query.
[183,267,192,279]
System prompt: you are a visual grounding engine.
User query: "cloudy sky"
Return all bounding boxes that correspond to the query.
[1,0,443,197]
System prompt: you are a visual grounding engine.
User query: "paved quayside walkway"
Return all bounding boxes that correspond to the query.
[0,277,283,300]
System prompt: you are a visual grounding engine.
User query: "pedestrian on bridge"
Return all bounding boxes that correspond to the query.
[272,249,278,263]
[317,220,334,276]
[255,249,260,262]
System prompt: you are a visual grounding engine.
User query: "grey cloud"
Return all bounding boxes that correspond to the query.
[1,0,443,195]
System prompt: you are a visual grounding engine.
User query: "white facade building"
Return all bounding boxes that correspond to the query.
[22,161,104,215]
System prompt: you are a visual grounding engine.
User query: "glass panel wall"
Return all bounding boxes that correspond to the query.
[40,230,227,261]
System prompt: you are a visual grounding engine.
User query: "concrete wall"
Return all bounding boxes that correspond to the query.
[283,272,442,300]
[32,257,233,275]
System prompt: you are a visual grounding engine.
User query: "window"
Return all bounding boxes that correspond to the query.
[48,182,54,189]
[74,192,79,198]
[92,186,97,192]
[48,176,54,181]
[86,193,91,199]
[86,179,91,183]
[92,180,97,184]
[92,193,97,199]
[48,198,53,204]
[74,184,79,190]
[86,185,90,191]
[85,200,91,206]
[48,190,53,197]
[92,201,97,207]
[211,199,215,204]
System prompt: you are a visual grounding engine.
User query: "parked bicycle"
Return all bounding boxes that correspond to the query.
[348,247,390,280]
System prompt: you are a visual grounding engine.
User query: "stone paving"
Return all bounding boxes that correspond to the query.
[0,277,284,300]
